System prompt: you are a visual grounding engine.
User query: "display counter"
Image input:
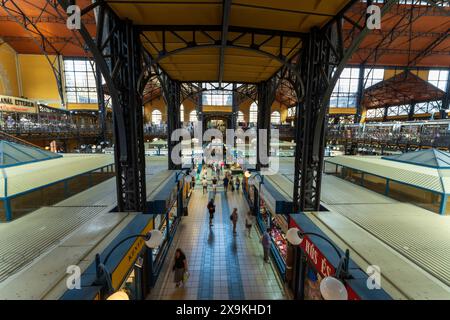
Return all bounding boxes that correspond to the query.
[243,174,292,278]
[258,191,288,277]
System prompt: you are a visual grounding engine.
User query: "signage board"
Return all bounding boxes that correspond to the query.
[0,95,38,114]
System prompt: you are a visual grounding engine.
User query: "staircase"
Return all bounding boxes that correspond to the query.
[0,130,43,149]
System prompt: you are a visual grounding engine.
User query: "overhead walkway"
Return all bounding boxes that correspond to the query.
[264,158,450,300]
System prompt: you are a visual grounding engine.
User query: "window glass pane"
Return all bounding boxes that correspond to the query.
[189,111,197,122]
[271,111,281,124]
[249,103,258,124]
[152,110,162,125]
[180,104,185,122]
[64,60,74,71]
[64,58,98,104]
[238,111,244,122]
[65,72,75,87]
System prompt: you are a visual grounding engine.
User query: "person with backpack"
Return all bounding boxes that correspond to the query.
[230,208,238,235]
[207,198,215,226]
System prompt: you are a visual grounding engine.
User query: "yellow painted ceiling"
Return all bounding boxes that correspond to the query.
[106,0,351,82]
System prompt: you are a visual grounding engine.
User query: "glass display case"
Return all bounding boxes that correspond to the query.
[270,214,288,262]
[258,193,288,273]
[117,256,145,300]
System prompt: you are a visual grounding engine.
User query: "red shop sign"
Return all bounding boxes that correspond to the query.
[300,235,335,278]
[290,219,361,300]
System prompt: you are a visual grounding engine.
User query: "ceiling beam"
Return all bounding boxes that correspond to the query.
[218,0,232,87]
[0,15,96,24]
[138,25,305,38]
[408,29,450,66]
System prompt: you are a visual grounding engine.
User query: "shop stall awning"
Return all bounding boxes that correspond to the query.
[325,153,450,195]
[0,140,62,168]
[0,153,114,199]
[254,175,292,214]
[382,148,450,169]
[362,71,446,109]
[146,171,178,215]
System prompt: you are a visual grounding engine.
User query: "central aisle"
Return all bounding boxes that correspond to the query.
[148,179,287,300]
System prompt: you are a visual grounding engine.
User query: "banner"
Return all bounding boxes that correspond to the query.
[0,95,38,114]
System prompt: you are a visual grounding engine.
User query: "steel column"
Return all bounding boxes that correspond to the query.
[56,1,147,213]
[292,27,334,213]
[441,69,450,119]
[111,19,147,212]
[163,77,182,170]
[231,83,239,131]
[256,79,277,170]
[354,66,366,124]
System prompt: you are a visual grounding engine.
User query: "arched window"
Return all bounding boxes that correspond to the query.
[237,111,245,122]
[287,107,296,117]
[180,104,185,122]
[249,103,258,124]
[271,111,281,124]
[152,110,162,125]
[189,110,197,122]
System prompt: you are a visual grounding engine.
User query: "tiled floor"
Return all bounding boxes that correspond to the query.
[148,171,288,300]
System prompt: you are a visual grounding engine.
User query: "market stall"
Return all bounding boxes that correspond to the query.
[147,173,192,285]
[243,174,292,278]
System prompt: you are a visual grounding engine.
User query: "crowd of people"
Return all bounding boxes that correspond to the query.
[328,124,450,148]
[0,114,100,134]
[171,161,271,289]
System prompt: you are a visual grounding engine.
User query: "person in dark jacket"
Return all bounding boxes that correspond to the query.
[207,198,215,226]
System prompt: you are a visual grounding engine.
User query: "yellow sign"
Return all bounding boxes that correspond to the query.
[111,218,154,290]
[0,95,37,114]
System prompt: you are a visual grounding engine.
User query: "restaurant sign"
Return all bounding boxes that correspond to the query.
[290,219,361,300]
[0,95,38,113]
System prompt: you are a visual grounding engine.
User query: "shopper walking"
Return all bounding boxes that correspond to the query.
[202,177,208,194]
[235,176,241,191]
[207,198,215,226]
[230,208,238,235]
[261,228,271,263]
[230,176,235,192]
[223,175,229,192]
[172,248,188,288]
[212,176,218,194]
[245,211,255,238]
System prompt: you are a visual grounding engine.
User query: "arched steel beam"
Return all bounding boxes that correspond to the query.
[1,0,66,105]
[56,0,128,161]
[145,43,303,80]
[312,0,400,160]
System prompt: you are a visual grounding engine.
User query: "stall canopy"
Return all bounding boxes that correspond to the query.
[362,71,446,109]
[0,140,61,168]
[382,149,450,169]
[326,149,450,196]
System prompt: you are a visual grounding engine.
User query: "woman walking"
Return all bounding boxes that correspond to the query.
[172,248,188,287]
[245,210,255,238]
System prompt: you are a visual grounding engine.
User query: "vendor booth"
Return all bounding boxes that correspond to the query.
[243,174,292,278]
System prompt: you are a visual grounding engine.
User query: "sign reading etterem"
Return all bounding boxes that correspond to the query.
[0,95,38,113]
